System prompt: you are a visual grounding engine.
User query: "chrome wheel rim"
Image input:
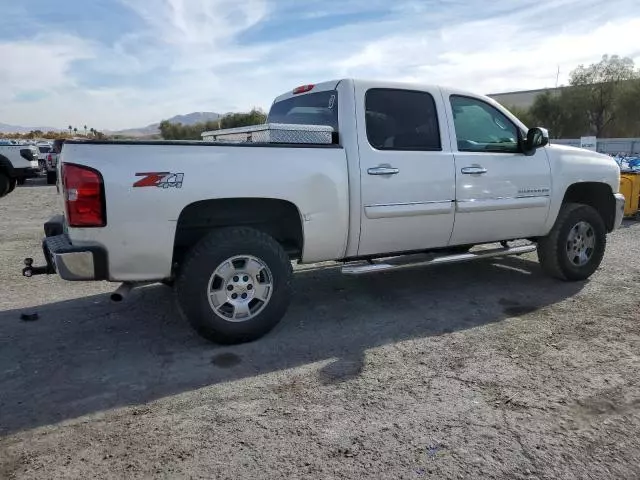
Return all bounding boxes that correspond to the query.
[207,255,273,322]
[566,221,596,267]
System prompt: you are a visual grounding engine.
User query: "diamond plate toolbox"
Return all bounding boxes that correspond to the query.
[201,123,334,144]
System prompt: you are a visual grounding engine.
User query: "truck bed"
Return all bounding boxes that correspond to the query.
[59,139,349,281]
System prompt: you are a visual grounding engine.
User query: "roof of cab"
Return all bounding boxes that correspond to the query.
[272,78,490,104]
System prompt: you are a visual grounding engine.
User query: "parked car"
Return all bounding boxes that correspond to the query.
[44,139,64,184]
[0,144,40,196]
[25,79,625,344]
[36,143,52,171]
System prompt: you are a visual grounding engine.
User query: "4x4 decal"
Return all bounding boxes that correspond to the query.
[134,172,184,189]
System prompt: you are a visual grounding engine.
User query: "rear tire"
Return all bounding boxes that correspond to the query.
[46,171,57,185]
[537,203,606,281]
[176,227,293,344]
[0,172,10,197]
[16,177,26,185]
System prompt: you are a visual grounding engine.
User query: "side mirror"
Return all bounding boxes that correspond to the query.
[523,127,549,155]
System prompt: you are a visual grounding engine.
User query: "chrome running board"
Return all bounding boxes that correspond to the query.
[341,244,537,275]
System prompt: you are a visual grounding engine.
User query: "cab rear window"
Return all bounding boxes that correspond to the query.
[267,90,338,131]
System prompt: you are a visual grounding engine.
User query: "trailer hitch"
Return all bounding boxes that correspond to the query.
[22,258,54,277]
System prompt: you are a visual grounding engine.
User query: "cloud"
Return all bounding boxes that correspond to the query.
[0,0,639,130]
[0,34,93,93]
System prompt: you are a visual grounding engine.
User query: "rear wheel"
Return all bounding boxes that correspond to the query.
[0,172,10,197]
[16,177,26,185]
[46,171,57,185]
[537,203,606,281]
[176,227,293,344]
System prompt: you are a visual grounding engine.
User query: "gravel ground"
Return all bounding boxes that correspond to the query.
[1,177,639,480]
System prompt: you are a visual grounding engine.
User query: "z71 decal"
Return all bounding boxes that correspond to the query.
[134,172,184,189]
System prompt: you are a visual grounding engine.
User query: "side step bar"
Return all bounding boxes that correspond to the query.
[341,244,537,275]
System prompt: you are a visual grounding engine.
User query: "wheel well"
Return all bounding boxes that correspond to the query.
[562,182,616,232]
[173,198,304,266]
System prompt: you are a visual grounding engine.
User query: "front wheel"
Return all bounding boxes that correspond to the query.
[537,203,606,281]
[176,227,293,344]
[0,172,9,197]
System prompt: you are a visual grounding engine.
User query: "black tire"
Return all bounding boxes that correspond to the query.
[176,227,293,344]
[46,171,57,185]
[537,203,606,281]
[0,172,9,197]
[7,178,17,194]
[16,177,26,185]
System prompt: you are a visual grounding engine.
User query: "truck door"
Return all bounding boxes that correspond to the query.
[356,84,456,256]
[444,94,552,245]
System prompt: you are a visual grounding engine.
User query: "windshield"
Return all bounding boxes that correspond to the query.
[38,146,51,153]
[267,90,338,130]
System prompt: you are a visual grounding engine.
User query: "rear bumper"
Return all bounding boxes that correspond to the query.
[613,193,625,230]
[41,216,108,281]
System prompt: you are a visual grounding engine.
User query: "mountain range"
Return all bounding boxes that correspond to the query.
[0,112,223,137]
[0,122,60,134]
[109,112,223,137]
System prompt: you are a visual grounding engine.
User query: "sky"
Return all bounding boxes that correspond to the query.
[0,0,638,130]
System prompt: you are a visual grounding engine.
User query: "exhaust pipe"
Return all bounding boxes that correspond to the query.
[110,282,134,302]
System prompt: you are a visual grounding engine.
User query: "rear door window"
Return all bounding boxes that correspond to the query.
[365,89,441,151]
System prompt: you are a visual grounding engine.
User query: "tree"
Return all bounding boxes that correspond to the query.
[159,109,267,140]
[506,105,535,128]
[568,55,639,136]
[219,108,267,129]
[84,125,87,136]
[613,79,640,137]
[73,127,78,136]
[68,125,72,135]
[528,90,587,138]
[522,55,639,138]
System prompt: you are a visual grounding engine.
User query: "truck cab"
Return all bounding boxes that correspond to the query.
[271,80,621,258]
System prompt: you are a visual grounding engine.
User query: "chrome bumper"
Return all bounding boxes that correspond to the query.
[43,234,108,281]
[613,193,625,230]
[23,215,109,281]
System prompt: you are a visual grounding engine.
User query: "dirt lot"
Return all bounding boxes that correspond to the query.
[1,178,639,479]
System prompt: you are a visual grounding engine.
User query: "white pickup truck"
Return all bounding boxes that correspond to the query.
[0,144,40,196]
[24,79,625,344]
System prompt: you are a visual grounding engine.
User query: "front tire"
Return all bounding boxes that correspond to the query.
[46,171,57,185]
[537,203,606,281]
[0,172,10,197]
[7,178,17,194]
[176,227,293,344]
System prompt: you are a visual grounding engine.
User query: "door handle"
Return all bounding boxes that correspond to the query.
[368,166,399,176]
[461,166,488,175]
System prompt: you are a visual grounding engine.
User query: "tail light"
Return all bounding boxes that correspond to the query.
[47,153,53,167]
[62,163,106,227]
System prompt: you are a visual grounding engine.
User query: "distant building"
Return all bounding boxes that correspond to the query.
[488,86,565,109]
